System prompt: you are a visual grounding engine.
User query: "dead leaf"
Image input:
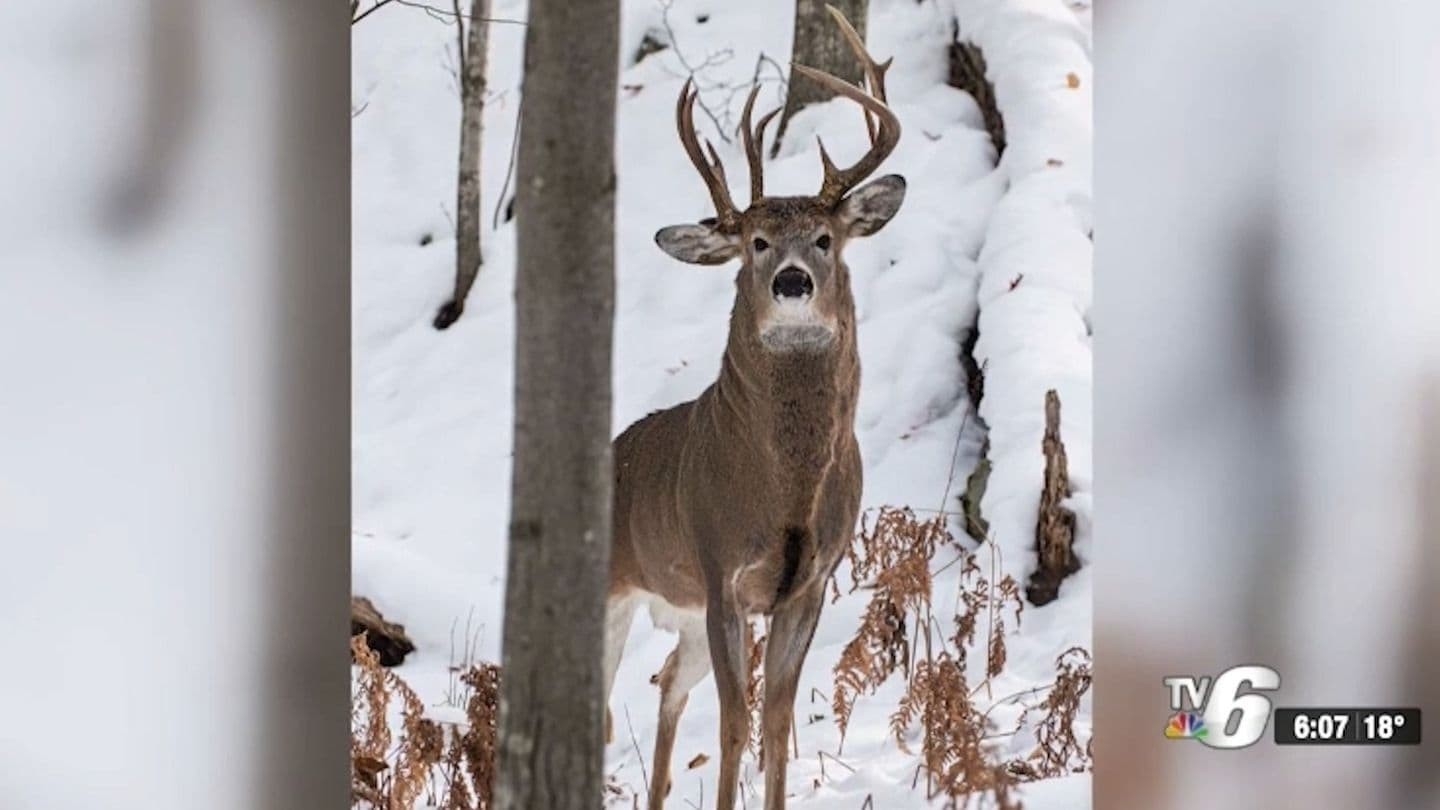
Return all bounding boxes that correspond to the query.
[1047,158,1064,167]
[687,753,710,770]
[353,755,388,788]
[1065,72,1081,89]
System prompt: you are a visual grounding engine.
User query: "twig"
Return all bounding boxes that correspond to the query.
[937,374,977,515]
[817,749,856,774]
[683,779,704,810]
[984,540,997,699]
[351,0,396,25]
[656,0,736,143]
[452,0,465,65]
[624,705,651,800]
[492,94,522,229]
[352,0,524,25]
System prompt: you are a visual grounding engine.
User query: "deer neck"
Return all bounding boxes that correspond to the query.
[711,272,859,507]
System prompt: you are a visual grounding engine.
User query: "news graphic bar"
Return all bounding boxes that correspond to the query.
[1274,708,1422,746]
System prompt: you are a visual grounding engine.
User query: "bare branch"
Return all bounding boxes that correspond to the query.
[452,0,465,66]
[656,0,737,143]
[351,0,525,26]
[492,94,522,230]
[350,0,395,25]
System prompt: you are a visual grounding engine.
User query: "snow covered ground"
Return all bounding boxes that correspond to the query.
[352,0,1091,806]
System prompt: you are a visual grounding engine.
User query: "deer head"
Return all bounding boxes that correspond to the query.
[655,9,905,354]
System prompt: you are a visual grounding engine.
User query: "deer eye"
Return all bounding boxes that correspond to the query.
[815,233,832,251]
[752,237,770,253]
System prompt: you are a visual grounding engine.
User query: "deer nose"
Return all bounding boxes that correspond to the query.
[772,267,814,300]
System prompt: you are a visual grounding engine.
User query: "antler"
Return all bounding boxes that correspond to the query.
[739,85,781,204]
[676,78,742,232]
[791,5,901,209]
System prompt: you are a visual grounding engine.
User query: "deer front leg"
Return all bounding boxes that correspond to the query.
[649,613,709,810]
[760,584,824,810]
[707,586,751,810]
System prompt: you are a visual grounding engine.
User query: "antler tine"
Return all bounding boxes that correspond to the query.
[675,78,741,231]
[793,62,901,208]
[796,7,902,208]
[861,58,893,145]
[739,84,781,204]
[825,5,891,145]
[704,139,730,191]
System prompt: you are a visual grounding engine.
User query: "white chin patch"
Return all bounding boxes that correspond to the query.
[760,300,835,352]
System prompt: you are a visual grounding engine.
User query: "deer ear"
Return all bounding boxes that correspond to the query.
[837,174,906,237]
[655,223,741,265]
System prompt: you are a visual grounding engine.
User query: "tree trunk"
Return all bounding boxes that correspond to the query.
[772,0,869,156]
[434,0,492,330]
[495,0,618,807]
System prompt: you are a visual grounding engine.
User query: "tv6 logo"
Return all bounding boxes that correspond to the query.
[1164,665,1281,749]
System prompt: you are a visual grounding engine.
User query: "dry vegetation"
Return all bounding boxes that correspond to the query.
[350,509,1089,808]
[351,634,501,809]
[350,508,1088,809]
[830,506,1091,808]
[351,505,1088,810]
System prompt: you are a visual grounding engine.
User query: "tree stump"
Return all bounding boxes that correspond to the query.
[1027,390,1079,605]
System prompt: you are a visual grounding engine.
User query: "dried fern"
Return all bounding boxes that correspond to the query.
[833,508,946,739]
[1021,647,1092,778]
[350,633,503,810]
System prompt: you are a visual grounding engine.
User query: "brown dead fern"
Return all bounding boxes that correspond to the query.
[350,633,502,810]
[833,507,948,741]
[888,653,1021,808]
[832,504,1085,808]
[1020,646,1092,778]
[460,663,502,807]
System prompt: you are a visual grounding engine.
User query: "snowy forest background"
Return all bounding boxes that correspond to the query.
[351,0,1093,806]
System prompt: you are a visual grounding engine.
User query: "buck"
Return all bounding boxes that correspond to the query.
[604,10,903,810]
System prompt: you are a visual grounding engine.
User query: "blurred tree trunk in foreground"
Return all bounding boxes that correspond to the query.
[495,0,619,806]
[773,0,868,155]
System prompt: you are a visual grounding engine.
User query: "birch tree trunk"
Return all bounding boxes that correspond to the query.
[434,0,491,330]
[772,0,868,155]
[494,0,619,806]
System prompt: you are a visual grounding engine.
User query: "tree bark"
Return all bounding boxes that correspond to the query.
[495,0,618,806]
[350,596,416,667]
[772,0,869,156]
[1027,390,1079,606]
[435,0,492,330]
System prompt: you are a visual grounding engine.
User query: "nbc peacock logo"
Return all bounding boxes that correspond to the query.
[1165,710,1208,740]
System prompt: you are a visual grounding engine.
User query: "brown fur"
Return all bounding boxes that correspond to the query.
[608,198,875,810]
[612,199,862,614]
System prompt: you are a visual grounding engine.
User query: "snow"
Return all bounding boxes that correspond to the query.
[352,0,1091,806]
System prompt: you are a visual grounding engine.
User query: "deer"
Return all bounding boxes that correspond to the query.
[604,9,903,810]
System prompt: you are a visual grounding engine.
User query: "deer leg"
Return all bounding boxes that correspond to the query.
[604,592,638,745]
[707,588,751,810]
[648,613,710,810]
[760,585,824,810]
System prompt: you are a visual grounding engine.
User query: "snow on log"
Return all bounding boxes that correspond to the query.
[950,0,1092,607]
